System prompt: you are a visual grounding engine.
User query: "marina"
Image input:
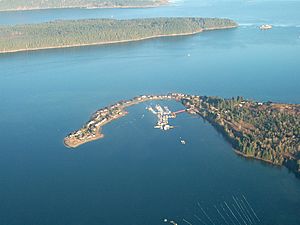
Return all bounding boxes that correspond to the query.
[147,104,186,130]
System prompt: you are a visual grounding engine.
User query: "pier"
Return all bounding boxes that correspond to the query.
[147,104,186,130]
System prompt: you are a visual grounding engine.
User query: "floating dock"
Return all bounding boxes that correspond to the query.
[147,104,186,130]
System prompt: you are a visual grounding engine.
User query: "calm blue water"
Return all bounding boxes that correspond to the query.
[0,1,300,225]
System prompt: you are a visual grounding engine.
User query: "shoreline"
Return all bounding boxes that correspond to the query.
[190,99,299,175]
[0,26,237,54]
[0,0,169,12]
[199,112,284,167]
[64,133,105,148]
[64,94,184,148]
[64,111,128,148]
[234,149,280,166]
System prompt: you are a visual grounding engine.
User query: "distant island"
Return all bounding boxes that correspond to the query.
[64,93,300,176]
[0,17,237,54]
[0,0,168,12]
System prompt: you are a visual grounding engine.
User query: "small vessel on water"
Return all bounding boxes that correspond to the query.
[180,140,186,145]
[259,24,272,30]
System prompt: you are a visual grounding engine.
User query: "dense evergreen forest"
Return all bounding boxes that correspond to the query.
[182,95,300,175]
[0,0,167,11]
[0,18,237,53]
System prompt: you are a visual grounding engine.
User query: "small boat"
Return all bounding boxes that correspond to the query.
[180,140,186,145]
[259,24,272,30]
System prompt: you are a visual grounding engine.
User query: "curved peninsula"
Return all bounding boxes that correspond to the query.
[64,93,300,176]
[0,0,169,12]
[0,17,237,54]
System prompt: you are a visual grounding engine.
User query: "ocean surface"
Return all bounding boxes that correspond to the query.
[0,0,300,225]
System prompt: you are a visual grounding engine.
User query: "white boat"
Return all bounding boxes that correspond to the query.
[180,140,186,145]
[259,24,272,30]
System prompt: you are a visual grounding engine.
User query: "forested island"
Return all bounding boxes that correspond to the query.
[64,93,300,176]
[0,17,237,53]
[0,0,168,12]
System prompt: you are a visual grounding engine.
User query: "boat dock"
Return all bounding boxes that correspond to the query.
[147,104,186,130]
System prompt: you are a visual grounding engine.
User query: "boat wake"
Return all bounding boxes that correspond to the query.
[178,194,261,225]
[239,22,300,28]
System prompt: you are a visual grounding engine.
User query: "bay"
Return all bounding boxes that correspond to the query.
[0,1,300,225]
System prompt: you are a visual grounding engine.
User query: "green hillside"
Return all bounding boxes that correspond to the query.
[0,17,237,53]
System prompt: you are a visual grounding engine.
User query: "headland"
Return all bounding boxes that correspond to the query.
[64,93,300,176]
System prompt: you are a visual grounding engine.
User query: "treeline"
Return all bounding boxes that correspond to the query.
[182,95,300,174]
[0,0,165,11]
[0,18,237,53]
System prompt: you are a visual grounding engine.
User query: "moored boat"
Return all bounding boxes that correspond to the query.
[259,24,272,30]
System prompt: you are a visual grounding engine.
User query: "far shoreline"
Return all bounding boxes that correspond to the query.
[0,26,237,54]
[0,0,169,13]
